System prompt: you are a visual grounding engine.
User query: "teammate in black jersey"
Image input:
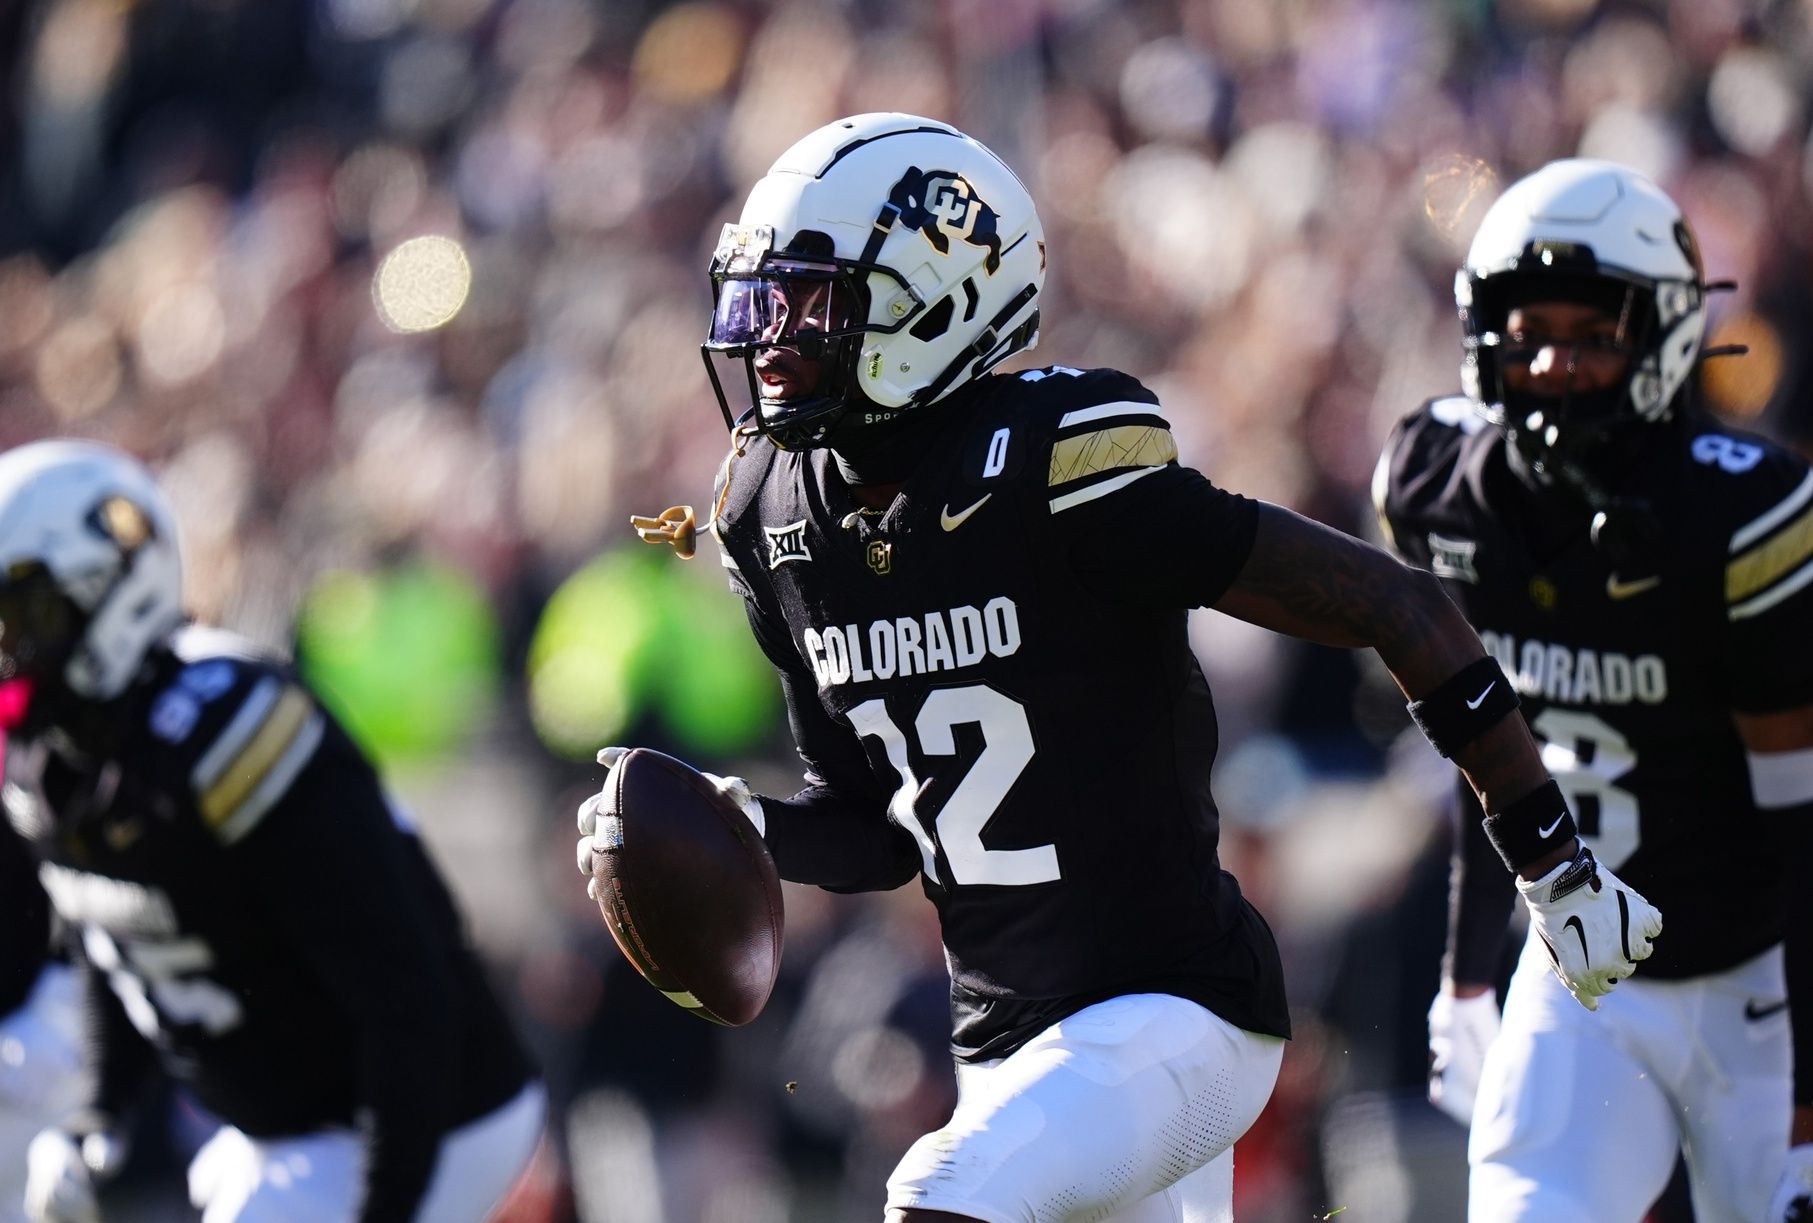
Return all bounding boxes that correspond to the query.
[1376,159,1813,1221]
[0,441,542,1223]
[575,114,1662,1222]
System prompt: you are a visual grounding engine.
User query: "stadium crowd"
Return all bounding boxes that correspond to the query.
[3,0,1813,1218]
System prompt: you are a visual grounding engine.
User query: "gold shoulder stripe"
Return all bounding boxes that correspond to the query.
[1727,501,1813,604]
[199,686,313,828]
[1048,425,1178,487]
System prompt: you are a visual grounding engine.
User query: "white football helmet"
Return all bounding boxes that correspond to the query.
[0,440,183,706]
[703,113,1045,450]
[1457,159,1710,462]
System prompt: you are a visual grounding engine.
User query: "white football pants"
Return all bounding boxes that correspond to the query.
[187,1080,545,1223]
[886,993,1284,1222]
[1469,935,1790,1222]
[0,964,87,1223]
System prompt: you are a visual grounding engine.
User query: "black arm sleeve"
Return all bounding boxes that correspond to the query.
[0,822,50,1017]
[1446,778,1519,986]
[232,741,456,1223]
[740,602,920,892]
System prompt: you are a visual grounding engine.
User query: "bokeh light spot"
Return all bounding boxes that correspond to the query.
[1421,153,1499,251]
[1700,310,1782,420]
[373,235,472,333]
[633,2,744,105]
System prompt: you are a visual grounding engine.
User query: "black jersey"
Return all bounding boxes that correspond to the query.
[0,815,51,1018]
[713,366,1288,1060]
[1377,396,1813,978]
[3,627,531,1218]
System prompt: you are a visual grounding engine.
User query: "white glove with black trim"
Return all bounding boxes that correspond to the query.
[575,747,763,902]
[1427,988,1499,1125]
[1515,845,1662,1011]
[1771,1143,1813,1222]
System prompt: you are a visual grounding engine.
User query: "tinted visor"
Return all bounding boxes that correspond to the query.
[707,259,865,351]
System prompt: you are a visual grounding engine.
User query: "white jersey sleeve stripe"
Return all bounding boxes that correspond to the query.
[1732,469,1813,553]
[1057,401,1165,429]
[191,677,281,791]
[1729,555,1813,620]
[214,713,326,845]
[198,687,315,827]
[1728,504,1813,604]
[1049,465,1166,513]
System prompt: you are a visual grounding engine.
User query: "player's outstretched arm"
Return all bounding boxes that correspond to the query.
[1214,503,1662,1008]
[1735,704,1813,1219]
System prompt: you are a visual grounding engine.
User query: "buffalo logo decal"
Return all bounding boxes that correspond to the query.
[887,168,1003,273]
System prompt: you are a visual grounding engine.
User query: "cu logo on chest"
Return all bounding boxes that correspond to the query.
[866,540,893,576]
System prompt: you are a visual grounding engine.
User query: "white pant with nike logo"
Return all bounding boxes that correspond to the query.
[1469,934,1789,1222]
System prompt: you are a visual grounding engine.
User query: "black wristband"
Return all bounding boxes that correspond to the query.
[1482,780,1578,873]
[1408,657,1520,759]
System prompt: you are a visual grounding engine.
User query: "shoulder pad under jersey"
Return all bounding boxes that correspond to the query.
[980,366,1178,514]
[148,630,326,845]
[710,436,784,597]
[1372,396,1482,554]
[1688,424,1813,622]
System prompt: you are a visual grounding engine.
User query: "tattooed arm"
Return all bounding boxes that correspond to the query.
[1213,503,1574,880]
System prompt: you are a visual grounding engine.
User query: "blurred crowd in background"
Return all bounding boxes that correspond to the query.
[4,0,1813,1218]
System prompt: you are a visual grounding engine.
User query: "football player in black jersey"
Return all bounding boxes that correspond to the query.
[1376,159,1813,1221]
[0,441,542,1223]
[576,114,1662,1222]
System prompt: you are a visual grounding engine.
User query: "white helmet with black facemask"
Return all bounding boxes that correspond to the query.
[1456,159,1722,566]
[0,441,183,728]
[702,113,1046,452]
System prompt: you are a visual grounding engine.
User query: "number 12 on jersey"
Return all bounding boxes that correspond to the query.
[847,684,1059,887]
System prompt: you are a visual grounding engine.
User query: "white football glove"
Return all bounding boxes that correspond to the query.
[1427,988,1499,1125]
[1515,846,1662,1011]
[23,1128,122,1223]
[575,747,763,902]
[1771,1143,1813,1222]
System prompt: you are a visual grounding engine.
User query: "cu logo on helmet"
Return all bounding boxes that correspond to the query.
[888,167,1003,273]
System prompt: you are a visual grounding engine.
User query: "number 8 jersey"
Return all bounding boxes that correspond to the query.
[713,367,1291,1062]
[1376,396,1813,978]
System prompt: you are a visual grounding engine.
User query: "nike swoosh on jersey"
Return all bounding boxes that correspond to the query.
[1466,681,1496,710]
[940,495,992,531]
[1606,573,1662,599]
[1744,997,1789,1021]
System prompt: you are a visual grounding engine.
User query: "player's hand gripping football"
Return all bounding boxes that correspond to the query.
[1515,845,1662,1011]
[1427,988,1499,1125]
[575,747,763,899]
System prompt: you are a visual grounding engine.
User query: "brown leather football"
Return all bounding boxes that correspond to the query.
[588,748,783,1026]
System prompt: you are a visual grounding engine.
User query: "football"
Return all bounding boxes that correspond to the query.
[587,748,784,1026]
